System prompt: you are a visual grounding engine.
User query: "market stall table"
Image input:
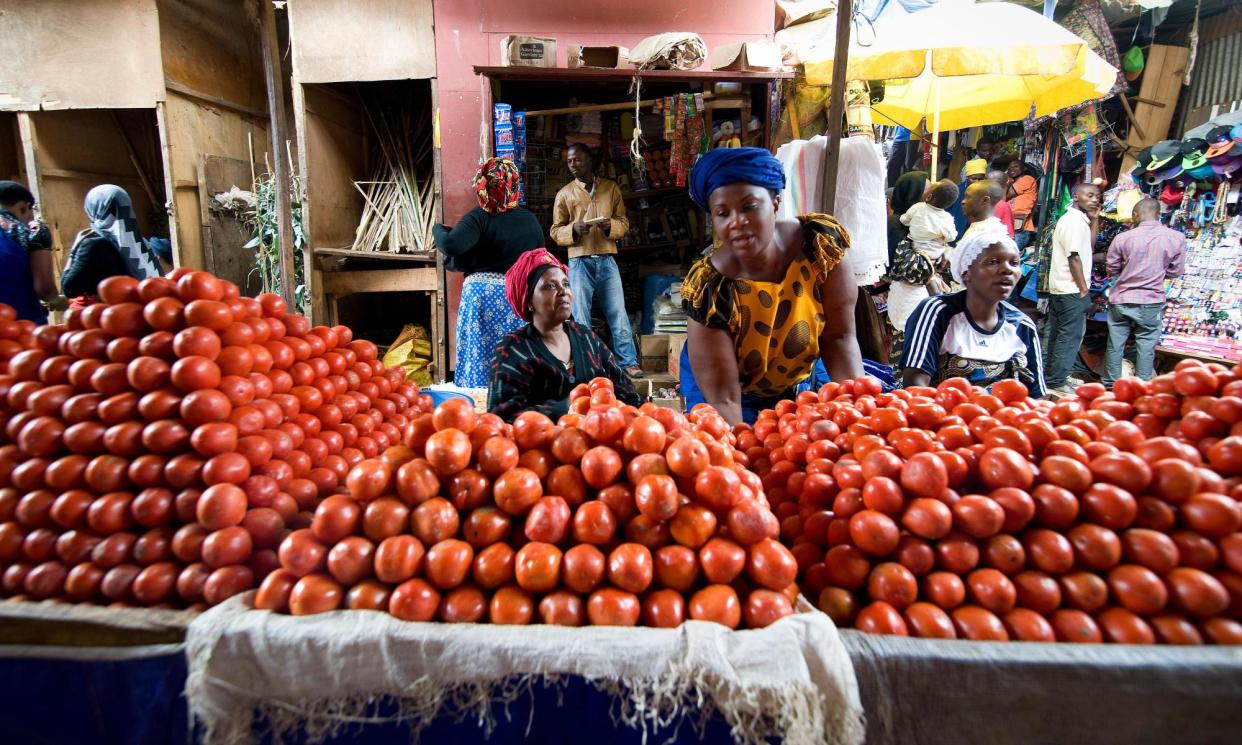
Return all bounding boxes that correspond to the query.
[842,630,1242,745]
[0,600,195,744]
[184,595,863,745]
[1154,342,1242,374]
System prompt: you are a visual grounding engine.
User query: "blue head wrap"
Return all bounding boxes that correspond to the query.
[688,147,786,210]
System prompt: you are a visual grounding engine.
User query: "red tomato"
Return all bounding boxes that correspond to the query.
[978,447,1034,490]
[855,600,908,635]
[950,605,1009,641]
[688,585,741,628]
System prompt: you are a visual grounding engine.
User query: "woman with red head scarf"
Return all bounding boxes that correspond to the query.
[433,157,546,388]
[488,249,642,421]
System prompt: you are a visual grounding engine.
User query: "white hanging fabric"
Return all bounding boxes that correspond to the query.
[778,135,888,285]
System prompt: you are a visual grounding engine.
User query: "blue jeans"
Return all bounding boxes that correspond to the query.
[1014,230,1033,251]
[1045,293,1091,389]
[1104,302,1163,386]
[568,255,638,368]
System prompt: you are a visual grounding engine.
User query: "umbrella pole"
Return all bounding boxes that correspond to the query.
[930,75,941,179]
[820,0,853,214]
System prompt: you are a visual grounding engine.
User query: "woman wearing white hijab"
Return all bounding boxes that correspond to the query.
[899,229,1046,397]
[61,185,162,307]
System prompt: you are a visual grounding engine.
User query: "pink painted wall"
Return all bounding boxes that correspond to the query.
[433,0,775,370]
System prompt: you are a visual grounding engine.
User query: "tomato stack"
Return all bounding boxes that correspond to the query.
[753,369,1242,644]
[0,271,425,609]
[257,378,801,627]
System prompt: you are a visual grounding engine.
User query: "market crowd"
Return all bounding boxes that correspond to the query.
[0,129,1191,426]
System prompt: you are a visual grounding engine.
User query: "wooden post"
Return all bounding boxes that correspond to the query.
[258,0,297,311]
[15,113,42,209]
[820,0,853,214]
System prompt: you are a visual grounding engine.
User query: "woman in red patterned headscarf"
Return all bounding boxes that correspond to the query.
[433,157,546,388]
[487,249,642,421]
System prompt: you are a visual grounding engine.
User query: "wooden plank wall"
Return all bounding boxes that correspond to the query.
[0,0,163,111]
[156,0,271,271]
[288,0,437,84]
[1120,44,1191,174]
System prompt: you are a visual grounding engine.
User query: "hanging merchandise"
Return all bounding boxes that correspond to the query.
[669,95,685,187]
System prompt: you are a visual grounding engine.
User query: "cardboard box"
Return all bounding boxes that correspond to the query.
[501,35,556,67]
[667,333,687,377]
[634,373,678,400]
[640,334,670,374]
[568,45,630,69]
[710,41,783,71]
[650,396,684,412]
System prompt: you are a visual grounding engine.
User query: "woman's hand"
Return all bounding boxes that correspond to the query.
[687,320,745,426]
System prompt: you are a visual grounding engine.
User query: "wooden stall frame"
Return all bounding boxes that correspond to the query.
[286,0,442,367]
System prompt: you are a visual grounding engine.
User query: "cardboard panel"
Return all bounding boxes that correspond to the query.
[0,0,163,111]
[289,0,436,83]
[298,84,367,251]
[162,92,269,269]
[156,0,267,112]
[1120,44,1191,175]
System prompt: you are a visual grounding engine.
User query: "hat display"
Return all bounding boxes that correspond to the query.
[1159,181,1185,207]
[1204,126,1235,158]
[1147,140,1181,170]
[1210,154,1242,175]
[1127,126,1242,187]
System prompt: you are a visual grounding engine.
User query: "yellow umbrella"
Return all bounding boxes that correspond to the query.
[804,0,1118,173]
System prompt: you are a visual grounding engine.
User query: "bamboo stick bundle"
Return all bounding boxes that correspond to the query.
[350,93,437,255]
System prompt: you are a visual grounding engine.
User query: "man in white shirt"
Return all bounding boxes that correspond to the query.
[1044,182,1100,393]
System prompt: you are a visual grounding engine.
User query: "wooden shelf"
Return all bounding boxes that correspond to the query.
[474,66,793,84]
[314,247,437,263]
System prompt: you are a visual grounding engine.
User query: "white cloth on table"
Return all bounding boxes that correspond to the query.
[185,594,865,745]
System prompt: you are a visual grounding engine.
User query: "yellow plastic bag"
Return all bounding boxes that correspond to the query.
[382,324,434,386]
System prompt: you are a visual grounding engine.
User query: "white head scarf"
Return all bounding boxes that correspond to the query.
[83,185,161,280]
[951,229,1017,285]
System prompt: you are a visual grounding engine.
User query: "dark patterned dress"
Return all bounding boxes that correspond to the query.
[487,320,643,422]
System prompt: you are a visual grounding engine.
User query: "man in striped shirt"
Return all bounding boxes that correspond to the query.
[1102,197,1186,386]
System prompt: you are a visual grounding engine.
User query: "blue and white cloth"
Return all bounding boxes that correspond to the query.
[455,272,523,388]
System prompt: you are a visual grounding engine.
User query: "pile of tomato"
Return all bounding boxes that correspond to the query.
[749,368,1242,644]
[256,378,801,628]
[0,271,425,609]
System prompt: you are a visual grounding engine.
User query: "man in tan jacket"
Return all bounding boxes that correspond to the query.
[550,143,641,376]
